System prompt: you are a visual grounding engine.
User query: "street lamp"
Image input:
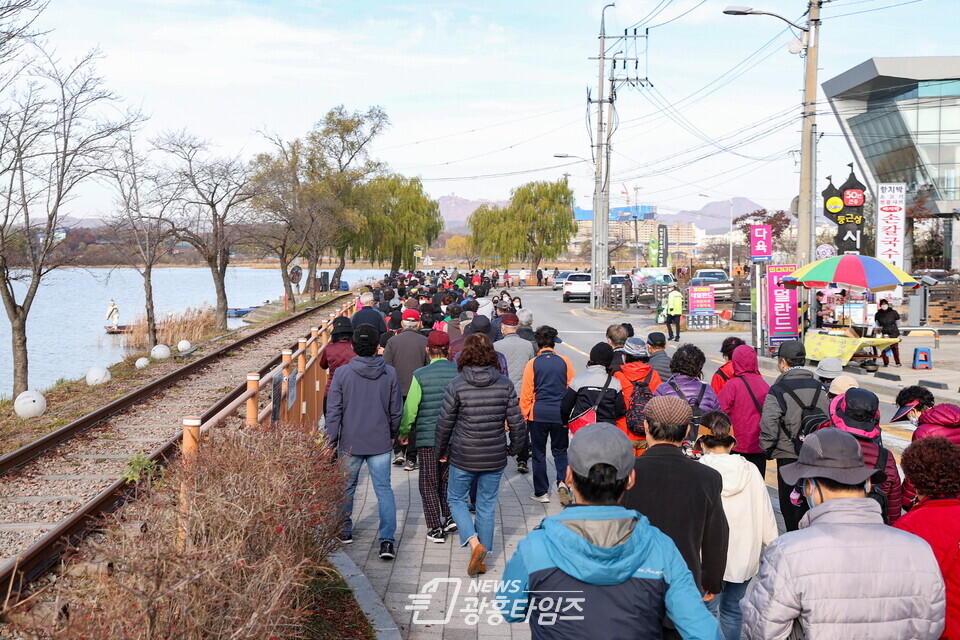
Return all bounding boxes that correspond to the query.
[699,194,735,274]
[724,2,819,269]
[555,152,603,308]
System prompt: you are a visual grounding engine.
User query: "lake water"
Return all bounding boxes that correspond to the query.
[0,267,382,397]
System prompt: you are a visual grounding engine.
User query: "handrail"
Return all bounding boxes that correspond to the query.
[898,326,940,349]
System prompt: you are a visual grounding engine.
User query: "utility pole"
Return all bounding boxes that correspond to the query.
[728,199,734,273]
[589,4,611,308]
[796,0,821,268]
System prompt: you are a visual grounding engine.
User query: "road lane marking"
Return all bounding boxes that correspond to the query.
[559,342,590,358]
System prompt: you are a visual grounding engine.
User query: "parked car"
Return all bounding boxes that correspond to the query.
[693,269,730,282]
[608,275,636,303]
[562,273,592,302]
[552,270,573,290]
[687,277,734,301]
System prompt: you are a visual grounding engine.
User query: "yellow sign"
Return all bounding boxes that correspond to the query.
[826,197,844,213]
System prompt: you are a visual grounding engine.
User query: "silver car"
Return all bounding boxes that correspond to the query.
[552,271,572,290]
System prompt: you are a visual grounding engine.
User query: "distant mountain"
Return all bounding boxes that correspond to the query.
[438,195,510,226]
[663,197,766,234]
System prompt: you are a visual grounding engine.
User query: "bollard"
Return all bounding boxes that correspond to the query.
[182,416,201,464]
[245,374,260,427]
[179,416,202,551]
[283,293,289,312]
[310,327,319,358]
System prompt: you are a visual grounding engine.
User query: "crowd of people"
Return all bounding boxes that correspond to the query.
[320,269,959,640]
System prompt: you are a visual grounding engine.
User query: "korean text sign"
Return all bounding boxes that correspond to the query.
[689,286,715,316]
[750,225,773,261]
[876,183,906,269]
[767,264,798,343]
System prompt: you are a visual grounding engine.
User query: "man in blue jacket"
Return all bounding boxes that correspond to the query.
[326,323,403,561]
[497,422,720,640]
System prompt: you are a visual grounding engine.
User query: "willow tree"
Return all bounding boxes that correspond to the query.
[360,175,442,272]
[469,178,576,272]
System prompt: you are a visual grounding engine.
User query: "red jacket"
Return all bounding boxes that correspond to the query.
[894,497,960,639]
[904,404,960,507]
[319,339,357,395]
[710,360,735,395]
[614,361,663,452]
[717,346,769,455]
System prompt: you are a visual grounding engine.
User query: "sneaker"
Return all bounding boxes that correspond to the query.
[517,461,529,474]
[338,533,353,545]
[426,527,446,543]
[379,540,396,560]
[557,482,573,506]
[895,363,902,367]
[531,493,550,503]
[404,459,418,471]
[442,515,458,533]
[393,454,405,466]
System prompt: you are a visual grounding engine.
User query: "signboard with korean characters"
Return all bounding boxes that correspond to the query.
[877,182,907,302]
[688,286,716,316]
[822,167,869,255]
[750,224,773,261]
[656,224,669,267]
[767,264,798,347]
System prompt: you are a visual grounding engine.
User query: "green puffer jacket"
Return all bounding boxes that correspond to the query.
[400,358,459,448]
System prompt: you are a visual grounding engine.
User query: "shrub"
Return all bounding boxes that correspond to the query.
[32,423,346,639]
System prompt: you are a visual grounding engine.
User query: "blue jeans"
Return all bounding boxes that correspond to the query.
[705,579,750,640]
[341,452,396,543]
[447,465,503,551]
[529,421,568,497]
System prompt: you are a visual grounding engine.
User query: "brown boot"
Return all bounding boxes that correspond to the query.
[467,543,487,576]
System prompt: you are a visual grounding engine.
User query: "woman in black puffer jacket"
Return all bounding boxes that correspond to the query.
[436,333,526,576]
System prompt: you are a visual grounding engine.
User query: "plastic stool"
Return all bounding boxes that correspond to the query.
[912,347,933,370]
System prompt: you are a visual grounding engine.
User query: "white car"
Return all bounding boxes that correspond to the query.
[693,269,730,282]
[563,273,592,302]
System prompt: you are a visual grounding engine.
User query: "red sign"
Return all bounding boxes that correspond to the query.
[843,189,865,207]
[767,264,798,344]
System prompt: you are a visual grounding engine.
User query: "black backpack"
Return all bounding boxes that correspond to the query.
[625,371,655,438]
[772,384,830,456]
[868,445,890,524]
[669,380,708,442]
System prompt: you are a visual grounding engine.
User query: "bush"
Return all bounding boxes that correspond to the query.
[35,423,346,639]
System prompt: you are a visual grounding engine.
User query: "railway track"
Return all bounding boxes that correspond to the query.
[0,294,353,601]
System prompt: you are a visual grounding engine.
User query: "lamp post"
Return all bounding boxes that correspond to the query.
[724,3,819,269]
[699,194,735,273]
[555,152,603,307]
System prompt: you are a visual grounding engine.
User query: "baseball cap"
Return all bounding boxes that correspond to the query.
[589,342,615,367]
[646,332,667,348]
[331,316,353,337]
[402,309,421,322]
[623,337,648,358]
[388,298,401,309]
[497,299,512,310]
[828,375,859,396]
[352,324,380,350]
[778,340,805,360]
[814,357,843,379]
[780,428,875,486]
[891,399,921,423]
[427,331,450,348]
[568,422,635,480]
[501,313,519,326]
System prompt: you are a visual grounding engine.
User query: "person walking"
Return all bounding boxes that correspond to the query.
[351,291,387,335]
[666,284,684,342]
[318,316,357,414]
[536,267,544,287]
[894,437,960,639]
[759,340,830,532]
[814,357,843,392]
[710,337,744,395]
[874,298,902,366]
[520,325,575,505]
[562,342,626,433]
[515,308,537,345]
[621,396,729,640]
[398,332,459,543]
[614,337,663,454]
[518,268,528,289]
[498,422,721,640]
[605,323,630,373]
[696,411,777,640]
[653,344,721,440]
[325,325,403,560]
[435,333,526,576]
[494,313,536,473]
[646,332,673,380]
[718,345,769,477]
[741,429,946,640]
[383,309,430,470]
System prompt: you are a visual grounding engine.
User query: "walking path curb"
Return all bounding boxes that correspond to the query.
[329,549,403,640]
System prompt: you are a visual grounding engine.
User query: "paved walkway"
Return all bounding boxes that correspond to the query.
[343,458,564,639]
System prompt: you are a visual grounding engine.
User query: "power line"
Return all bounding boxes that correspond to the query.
[417,160,582,182]
[825,0,924,18]
[647,0,709,29]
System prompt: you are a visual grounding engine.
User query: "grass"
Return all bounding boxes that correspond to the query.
[123,306,219,352]
[304,567,377,640]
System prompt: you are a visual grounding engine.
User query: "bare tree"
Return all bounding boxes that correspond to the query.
[0,48,138,395]
[156,131,255,332]
[102,128,179,347]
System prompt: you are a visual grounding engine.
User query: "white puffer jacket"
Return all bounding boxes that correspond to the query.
[741,498,945,640]
[698,453,777,583]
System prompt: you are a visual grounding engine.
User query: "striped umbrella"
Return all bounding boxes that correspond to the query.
[781,255,919,292]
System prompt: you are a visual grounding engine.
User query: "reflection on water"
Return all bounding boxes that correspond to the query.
[0,267,382,396]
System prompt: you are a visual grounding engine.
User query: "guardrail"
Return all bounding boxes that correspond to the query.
[897,326,941,349]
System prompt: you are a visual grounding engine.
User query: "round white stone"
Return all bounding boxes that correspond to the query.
[135,357,150,369]
[14,390,46,419]
[86,366,112,386]
[177,340,192,353]
[151,344,171,360]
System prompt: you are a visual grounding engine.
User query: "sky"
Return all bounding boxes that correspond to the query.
[34,0,959,222]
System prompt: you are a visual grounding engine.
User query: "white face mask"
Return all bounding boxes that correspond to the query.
[880,304,889,310]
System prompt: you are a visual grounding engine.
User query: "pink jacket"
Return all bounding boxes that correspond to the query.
[718,346,769,455]
[903,404,960,507]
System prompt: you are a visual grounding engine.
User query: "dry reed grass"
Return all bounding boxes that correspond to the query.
[22,423,348,640]
[123,306,218,352]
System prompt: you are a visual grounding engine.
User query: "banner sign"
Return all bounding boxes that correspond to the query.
[656,224,668,267]
[750,225,773,262]
[689,286,716,316]
[767,264,798,345]
[823,169,869,254]
[877,183,906,267]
